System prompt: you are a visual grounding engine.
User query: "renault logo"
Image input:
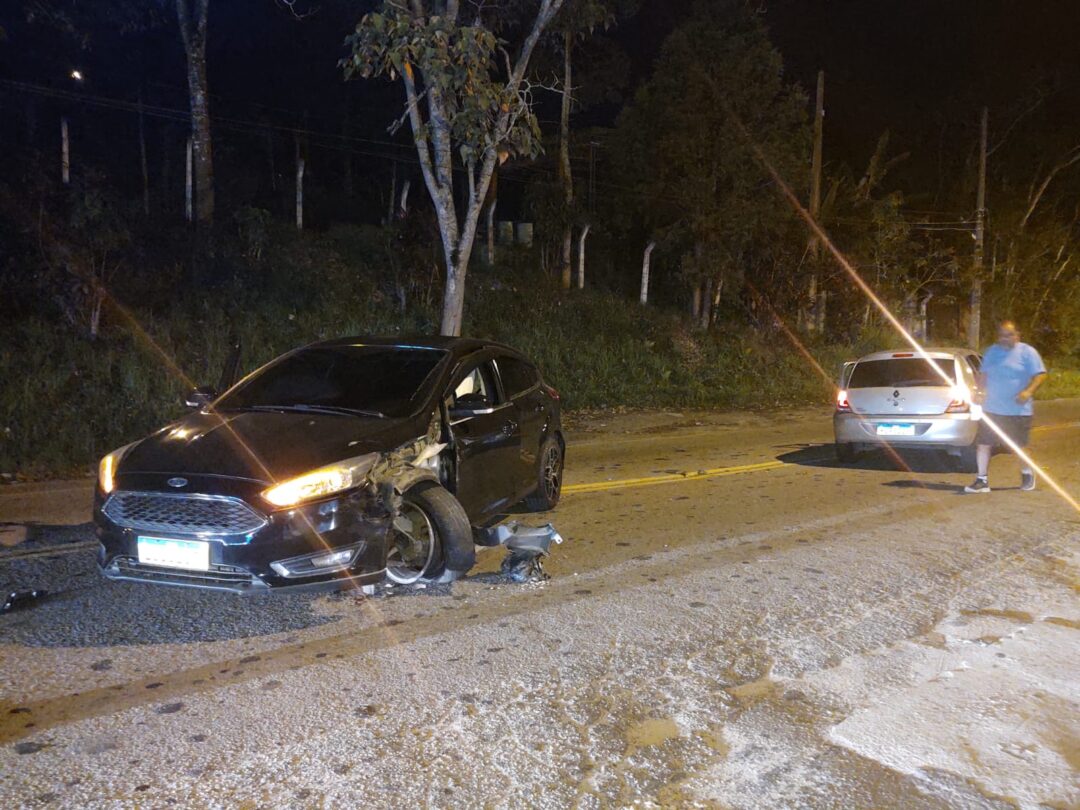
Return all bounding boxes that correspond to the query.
[892,390,900,398]
[167,477,188,488]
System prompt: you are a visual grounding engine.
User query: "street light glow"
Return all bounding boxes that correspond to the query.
[70,69,84,81]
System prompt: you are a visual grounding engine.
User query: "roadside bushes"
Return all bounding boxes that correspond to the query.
[2,224,1075,477]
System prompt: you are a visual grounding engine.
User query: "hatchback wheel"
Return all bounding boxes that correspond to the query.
[525,436,564,511]
[386,481,475,584]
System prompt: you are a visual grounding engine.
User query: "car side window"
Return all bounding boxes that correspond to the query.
[451,362,498,409]
[497,356,540,399]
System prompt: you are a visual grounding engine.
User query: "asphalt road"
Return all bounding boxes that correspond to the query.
[1,402,1078,809]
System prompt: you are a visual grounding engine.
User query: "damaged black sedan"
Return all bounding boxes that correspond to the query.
[94,337,564,593]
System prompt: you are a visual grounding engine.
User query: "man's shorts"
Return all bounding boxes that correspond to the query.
[976,413,1032,449]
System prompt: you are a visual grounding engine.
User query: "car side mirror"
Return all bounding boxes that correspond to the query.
[450,392,492,417]
[184,386,217,409]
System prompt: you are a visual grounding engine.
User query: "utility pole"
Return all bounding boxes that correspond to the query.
[968,106,988,349]
[806,69,825,333]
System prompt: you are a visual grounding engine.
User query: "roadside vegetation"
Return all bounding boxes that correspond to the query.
[3,2,1079,477]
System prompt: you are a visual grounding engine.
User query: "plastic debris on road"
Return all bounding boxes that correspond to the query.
[478,522,564,583]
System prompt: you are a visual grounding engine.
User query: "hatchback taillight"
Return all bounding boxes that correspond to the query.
[945,385,970,413]
[544,384,560,401]
[836,390,851,412]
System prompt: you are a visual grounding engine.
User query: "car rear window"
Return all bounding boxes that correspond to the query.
[497,356,540,398]
[218,346,447,417]
[847,358,955,389]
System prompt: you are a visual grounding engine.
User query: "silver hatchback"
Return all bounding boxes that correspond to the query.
[833,348,982,469]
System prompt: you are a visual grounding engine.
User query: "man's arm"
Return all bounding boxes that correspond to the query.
[1016,372,1048,404]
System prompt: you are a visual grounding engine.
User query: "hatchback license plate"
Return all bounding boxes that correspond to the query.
[877,423,916,437]
[137,536,210,571]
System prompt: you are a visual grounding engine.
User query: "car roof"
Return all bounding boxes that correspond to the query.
[853,347,975,363]
[307,335,527,361]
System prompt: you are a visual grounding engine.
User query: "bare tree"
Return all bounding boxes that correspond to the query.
[345,0,565,335]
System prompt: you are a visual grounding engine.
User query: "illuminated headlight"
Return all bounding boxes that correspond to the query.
[261,453,378,508]
[98,442,139,494]
[270,544,362,578]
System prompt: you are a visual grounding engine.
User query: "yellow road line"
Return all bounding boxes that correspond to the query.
[563,459,791,495]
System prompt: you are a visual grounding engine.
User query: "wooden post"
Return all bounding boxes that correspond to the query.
[577,224,591,289]
[295,156,305,231]
[388,161,397,224]
[185,135,193,222]
[969,106,988,349]
[138,94,150,216]
[485,198,497,266]
[640,241,656,304]
[807,69,825,333]
[61,117,70,185]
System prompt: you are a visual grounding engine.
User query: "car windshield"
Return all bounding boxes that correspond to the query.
[217,346,448,418]
[848,357,955,389]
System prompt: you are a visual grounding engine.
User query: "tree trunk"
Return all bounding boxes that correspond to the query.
[177,0,214,227]
[691,284,702,320]
[577,224,590,289]
[640,241,656,304]
[558,30,574,290]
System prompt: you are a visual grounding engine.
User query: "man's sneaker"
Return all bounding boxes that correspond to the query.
[1020,472,1036,491]
[964,478,991,494]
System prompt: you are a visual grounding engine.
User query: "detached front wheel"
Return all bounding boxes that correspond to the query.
[386,481,475,585]
[525,435,564,512]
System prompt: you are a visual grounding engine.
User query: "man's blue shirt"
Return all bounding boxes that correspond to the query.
[980,342,1046,416]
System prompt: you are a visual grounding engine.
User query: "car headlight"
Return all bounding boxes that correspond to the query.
[98,442,139,494]
[261,453,378,508]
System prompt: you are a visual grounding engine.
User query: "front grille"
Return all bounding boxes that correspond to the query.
[113,557,259,588]
[103,491,267,536]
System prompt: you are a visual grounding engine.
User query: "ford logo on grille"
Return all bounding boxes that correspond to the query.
[166,477,188,489]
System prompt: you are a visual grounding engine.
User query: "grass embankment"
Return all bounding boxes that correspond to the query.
[2,224,1076,477]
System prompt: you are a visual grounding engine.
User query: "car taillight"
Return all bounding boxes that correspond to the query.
[545,384,560,401]
[836,390,851,412]
[945,385,970,413]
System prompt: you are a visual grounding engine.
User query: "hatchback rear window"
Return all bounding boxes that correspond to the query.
[847,358,955,388]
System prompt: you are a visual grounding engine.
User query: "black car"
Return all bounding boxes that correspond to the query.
[94,337,565,593]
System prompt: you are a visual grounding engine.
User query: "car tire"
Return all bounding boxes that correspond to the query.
[387,481,475,585]
[835,442,858,463]
[525,435,564,512]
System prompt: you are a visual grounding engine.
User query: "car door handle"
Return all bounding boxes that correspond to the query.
[503,420,518,436]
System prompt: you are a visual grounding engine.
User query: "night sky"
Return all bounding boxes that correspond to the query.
[3,0,1080,211]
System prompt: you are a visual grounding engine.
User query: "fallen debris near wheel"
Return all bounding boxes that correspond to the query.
[2,589,47,613]
[478,522,564,583]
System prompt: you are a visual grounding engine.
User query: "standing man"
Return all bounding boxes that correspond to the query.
[964,320,1048,493]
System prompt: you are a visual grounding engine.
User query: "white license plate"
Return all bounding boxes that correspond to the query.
[876,423,916,437]
[137,536,210,571]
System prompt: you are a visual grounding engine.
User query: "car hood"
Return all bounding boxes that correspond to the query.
[119,409,427,484]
